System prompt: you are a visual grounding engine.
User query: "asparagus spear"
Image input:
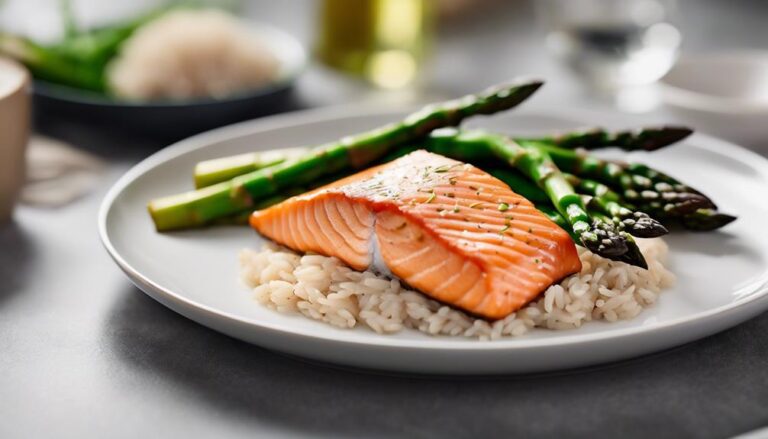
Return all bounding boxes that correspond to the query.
[148,79,545,230]
[425,128,639,265]
[522,126,693,152]
[531,141,715,216]
[194,147,308,188]
[201,133,710,239]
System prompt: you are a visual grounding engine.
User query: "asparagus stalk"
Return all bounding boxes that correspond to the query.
[196,134,720,238]
[531,141,715,216]
[148,79,545,230]
[425,128,641,265]
[522,126,693,152]
[194,147,308,188]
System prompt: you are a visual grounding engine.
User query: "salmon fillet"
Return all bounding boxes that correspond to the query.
[250,150,581,319]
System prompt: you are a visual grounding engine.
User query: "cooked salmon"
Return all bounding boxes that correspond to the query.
[250,150,581,319]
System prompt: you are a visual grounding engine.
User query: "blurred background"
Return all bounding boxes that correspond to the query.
[2,0,768,228]
[0,0,768,134]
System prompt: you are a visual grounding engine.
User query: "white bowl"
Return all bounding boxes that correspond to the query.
[660,51,768,151]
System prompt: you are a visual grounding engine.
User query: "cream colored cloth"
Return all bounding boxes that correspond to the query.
[21,135,105,207]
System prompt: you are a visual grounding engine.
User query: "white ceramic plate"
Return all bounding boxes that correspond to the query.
[99,106,768,375]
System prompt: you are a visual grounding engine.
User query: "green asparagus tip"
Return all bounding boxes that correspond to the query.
[616,238,649,269]
[508,78,545,102]
[638,126,694,151]
[580,220,629,258]
[660,191,716,215]
[469,78,545,116]
[680,210,737,231]
[621,211,669,238]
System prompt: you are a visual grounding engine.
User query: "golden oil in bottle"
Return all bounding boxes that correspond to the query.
[316,0,433,89]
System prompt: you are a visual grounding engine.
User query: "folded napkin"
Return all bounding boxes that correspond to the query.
[21,135,105,207]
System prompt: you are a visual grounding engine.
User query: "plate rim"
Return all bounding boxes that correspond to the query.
[98,104,768,352]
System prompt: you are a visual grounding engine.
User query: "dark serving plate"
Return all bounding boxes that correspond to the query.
[33,80,298,141]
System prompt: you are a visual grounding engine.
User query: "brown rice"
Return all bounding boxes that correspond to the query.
[239,239,675,340]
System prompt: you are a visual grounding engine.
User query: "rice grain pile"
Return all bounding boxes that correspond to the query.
[108,9,279,100]
[240,239,675,340]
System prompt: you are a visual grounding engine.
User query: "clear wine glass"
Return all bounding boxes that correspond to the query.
[537,0,681,91]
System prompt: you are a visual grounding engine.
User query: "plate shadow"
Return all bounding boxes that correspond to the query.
[104,284,768,438]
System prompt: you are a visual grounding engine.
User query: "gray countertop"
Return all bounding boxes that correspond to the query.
[2,1,768,438]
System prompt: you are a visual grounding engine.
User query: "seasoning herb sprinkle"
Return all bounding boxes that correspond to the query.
[498,202,510,212]
[425,192,436,204]
[469,202,483,209]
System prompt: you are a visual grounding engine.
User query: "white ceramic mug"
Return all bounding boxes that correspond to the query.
[0,57,30,222]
